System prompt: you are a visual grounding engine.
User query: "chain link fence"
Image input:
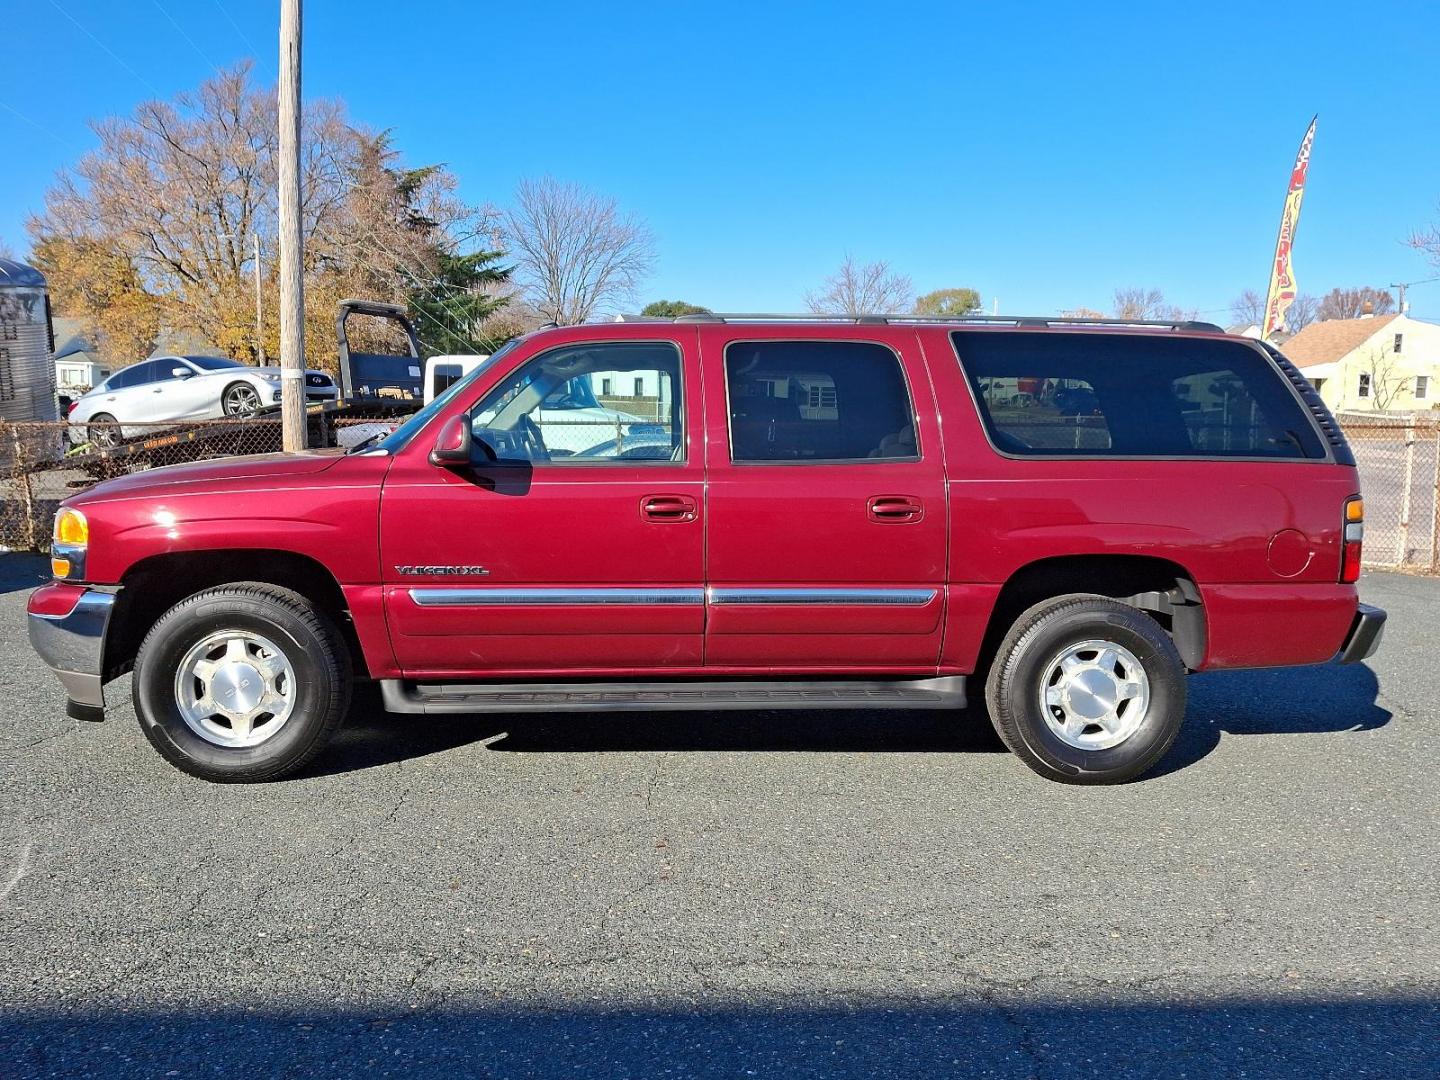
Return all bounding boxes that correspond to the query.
[0,412,404,552]
[1,409,1436,574]
[1341,414,1440,571]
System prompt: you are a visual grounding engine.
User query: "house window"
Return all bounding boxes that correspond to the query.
[600,377,612,395]
[1394,333,1403,354]
[633,376,645,397]
[1358,373,1371,398]
[1417,375,1429,401]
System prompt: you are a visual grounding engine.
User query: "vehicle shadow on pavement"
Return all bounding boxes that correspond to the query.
[308,698,1010,778]
[307,661,1388,781]
[1151,661,1390,778]
[3,994,1436,1079]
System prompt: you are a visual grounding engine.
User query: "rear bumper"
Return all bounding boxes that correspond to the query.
[27,584,116,719]
[1336,603,1386,665]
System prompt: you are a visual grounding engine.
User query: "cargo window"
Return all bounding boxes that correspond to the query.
[952,331,1326,459]
[724,341,916,463]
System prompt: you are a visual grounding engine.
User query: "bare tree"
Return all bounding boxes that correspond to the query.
[1360,344,1411,411]
[1229,289,1266,327]
[1059,307,1106,319]
[1112,287,1194,322]
[1317,287,1395,321]
[26,63,493,367]
[1411,208,1439,267]
[806,256,913,315]
[503,177,655,325]
[0,237,15,261]
[1287,293,1320,331]
[1230,288,1317,331]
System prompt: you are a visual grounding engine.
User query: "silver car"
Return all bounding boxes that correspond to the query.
[68,355,339,445]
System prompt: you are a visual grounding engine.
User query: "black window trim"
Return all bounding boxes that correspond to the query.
[720,337,923,467]
[469,337,689,468]
[948,330,1336,465]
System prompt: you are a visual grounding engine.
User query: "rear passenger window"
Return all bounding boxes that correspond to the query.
[953,332,1326,459]
[725,341,916,463]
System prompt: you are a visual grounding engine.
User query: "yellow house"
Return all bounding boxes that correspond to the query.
[1286,313,1440,414]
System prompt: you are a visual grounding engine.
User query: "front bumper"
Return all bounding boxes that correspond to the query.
[27,584,117,720]
[1337,603,1387,664]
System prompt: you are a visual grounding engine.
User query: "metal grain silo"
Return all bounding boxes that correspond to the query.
[0,259,58,421]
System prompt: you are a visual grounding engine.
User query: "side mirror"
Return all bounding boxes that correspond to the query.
[429,414,472,467]
[171,367,192,379]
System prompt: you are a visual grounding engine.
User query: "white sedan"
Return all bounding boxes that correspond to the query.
[68,355,339,445]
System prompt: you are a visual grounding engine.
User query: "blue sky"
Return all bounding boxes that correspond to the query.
[4,0,1439,320]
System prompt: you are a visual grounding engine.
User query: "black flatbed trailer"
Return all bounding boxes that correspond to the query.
[39,298,429,482]
[50,400,417,483]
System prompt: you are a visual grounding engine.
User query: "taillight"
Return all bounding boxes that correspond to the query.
[1341,497,1364,584]
[64,400,77,417]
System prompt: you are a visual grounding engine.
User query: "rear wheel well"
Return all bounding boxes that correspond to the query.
[105,550,366,680]
[980,556,1205,672]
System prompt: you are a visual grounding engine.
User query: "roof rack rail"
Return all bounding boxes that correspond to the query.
[653,312,1225,333]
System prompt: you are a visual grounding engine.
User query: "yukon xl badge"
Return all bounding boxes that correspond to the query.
[394,565,490,576]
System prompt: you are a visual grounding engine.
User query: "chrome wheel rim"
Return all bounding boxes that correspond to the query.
[174,630,297,748]
[225,384,261,414]
[1038,638,1150,751]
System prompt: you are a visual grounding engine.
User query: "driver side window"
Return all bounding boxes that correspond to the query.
[470,342,683,465]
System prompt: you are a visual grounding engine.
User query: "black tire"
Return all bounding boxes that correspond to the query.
[222,381,263,416]
[88,413,121,448]
[132,583,352,782]
[984,594,1186,785]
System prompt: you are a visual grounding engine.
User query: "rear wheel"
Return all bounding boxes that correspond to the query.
[985,594,1186,784]
[87,413,121,447]
[222,381,263,416]
[132,583,351,782]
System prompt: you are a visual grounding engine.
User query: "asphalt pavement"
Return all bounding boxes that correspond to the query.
[0,557,1435,1079]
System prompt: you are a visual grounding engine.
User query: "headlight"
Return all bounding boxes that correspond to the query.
[261,372,282,382]
[52,507,88,580]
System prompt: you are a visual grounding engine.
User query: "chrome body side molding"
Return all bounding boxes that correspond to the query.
[408,587,706,606]
[406,587,938,607]
[706,587,937,606]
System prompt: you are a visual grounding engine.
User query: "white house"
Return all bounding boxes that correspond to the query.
[51,318,112,394]
[1284,313,1439,414]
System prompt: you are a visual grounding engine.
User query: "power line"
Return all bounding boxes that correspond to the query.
[45,0,164,98]
[0,99,79,153]
[150,0,222,73]
[209,0,264,62]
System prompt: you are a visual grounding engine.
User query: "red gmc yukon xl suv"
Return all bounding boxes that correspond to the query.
[27,315,1385,785]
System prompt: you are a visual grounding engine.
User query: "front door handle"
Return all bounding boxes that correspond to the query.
[868,495,924,523]
[640,494,697,523]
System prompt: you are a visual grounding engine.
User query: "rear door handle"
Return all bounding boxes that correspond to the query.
[640,494,697,523]
[868,495,924,523]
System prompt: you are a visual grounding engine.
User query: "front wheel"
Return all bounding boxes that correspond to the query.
[87,413,122,448]
[984,594,1186,785]
[132,583,352,782]
[222,381,264,416]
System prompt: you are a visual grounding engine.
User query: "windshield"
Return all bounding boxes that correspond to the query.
[363,341,518,454]
[183,356,244,371]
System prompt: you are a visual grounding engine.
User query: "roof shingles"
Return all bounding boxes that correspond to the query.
[1283,314,1398,368]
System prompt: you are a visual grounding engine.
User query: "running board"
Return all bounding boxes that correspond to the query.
[379,676,966,715]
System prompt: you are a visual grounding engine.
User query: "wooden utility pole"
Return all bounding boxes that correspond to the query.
[277,0,305,451]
